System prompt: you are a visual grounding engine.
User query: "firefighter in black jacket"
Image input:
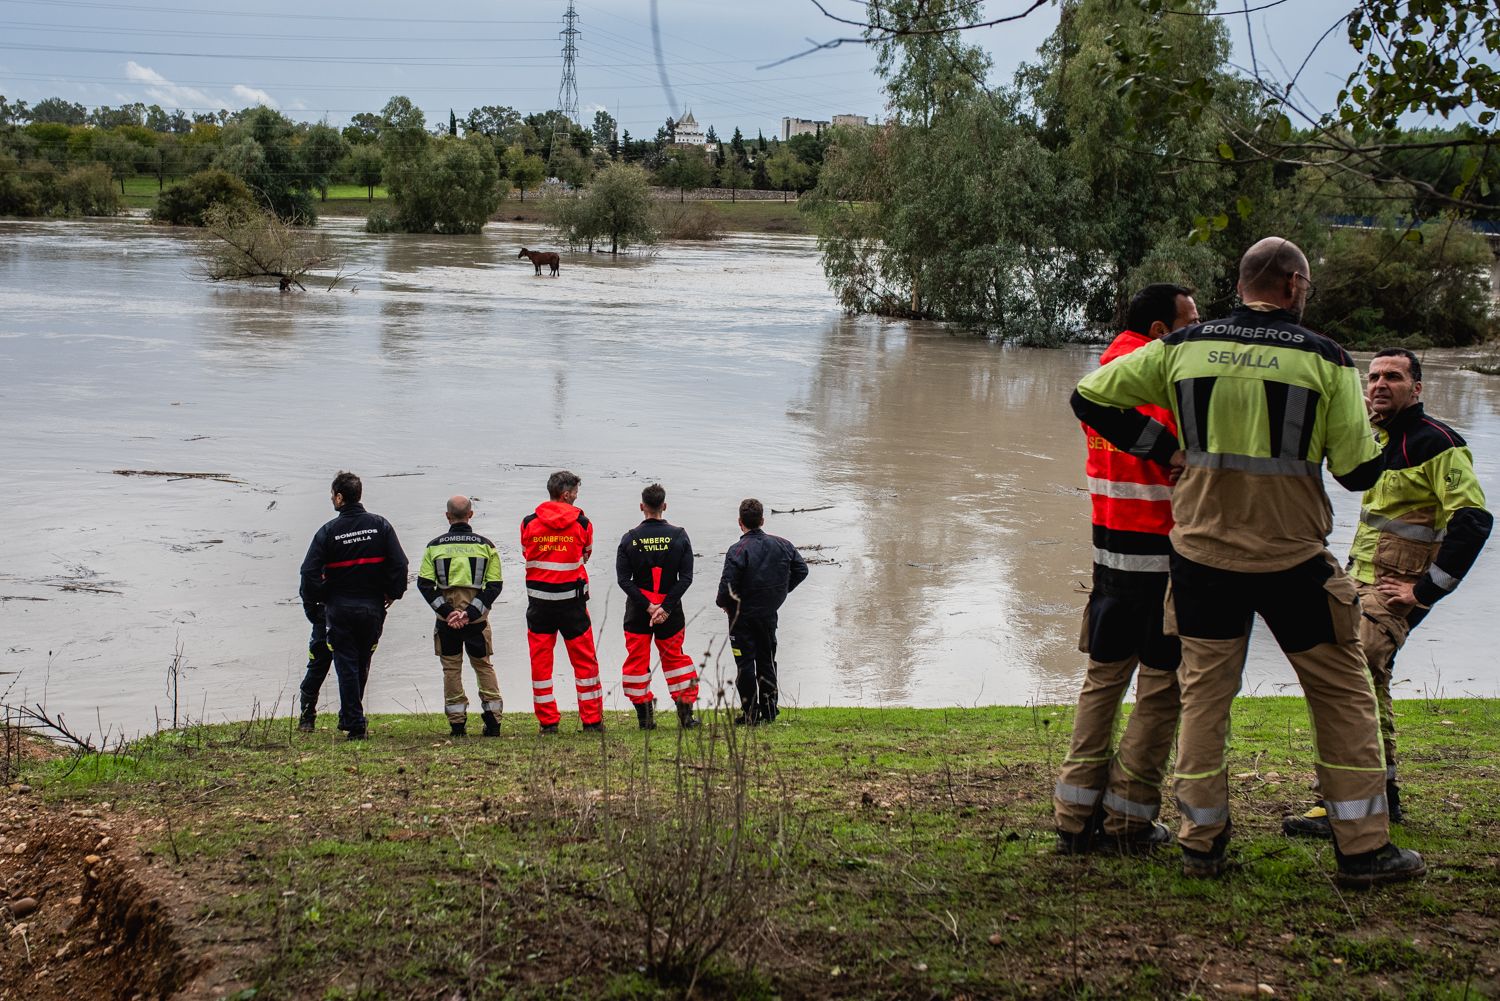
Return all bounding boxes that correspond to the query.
[616,483,699,730]
[716,498,809,724]
[298,471,408,740]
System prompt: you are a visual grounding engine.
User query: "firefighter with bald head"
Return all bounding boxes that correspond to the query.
[417,495,504,738]
[1071,237,1425,888]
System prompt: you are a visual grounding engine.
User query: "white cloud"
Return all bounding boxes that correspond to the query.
[232,84,278,109]
[124,61,221,110]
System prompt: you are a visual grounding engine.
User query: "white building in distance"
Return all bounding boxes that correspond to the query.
[672,109,706,146]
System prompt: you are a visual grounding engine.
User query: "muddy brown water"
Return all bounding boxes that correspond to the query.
[2,217,1497,741]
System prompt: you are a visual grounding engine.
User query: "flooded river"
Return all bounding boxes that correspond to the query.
[2,217,1497,740]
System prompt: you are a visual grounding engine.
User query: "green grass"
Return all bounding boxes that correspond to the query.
[23,699,1500,999]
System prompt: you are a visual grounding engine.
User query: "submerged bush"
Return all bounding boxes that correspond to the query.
[153,169,257,226]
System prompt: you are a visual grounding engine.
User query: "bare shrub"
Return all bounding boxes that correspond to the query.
[610,703,799,992]
[197,202,330,290]
[654,201,724,241]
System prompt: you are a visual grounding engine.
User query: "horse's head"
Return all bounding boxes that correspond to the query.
[517,248,529,258]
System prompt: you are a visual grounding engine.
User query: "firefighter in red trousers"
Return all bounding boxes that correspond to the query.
[521,470,605,733]
[1054,284,1197,854]
[616,483,701,730]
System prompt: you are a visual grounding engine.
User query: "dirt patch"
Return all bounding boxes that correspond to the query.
[0,791,203,1000]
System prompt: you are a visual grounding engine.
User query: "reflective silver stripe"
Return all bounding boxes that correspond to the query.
[622,683,650,693]
[1086,477,1173,502]
[468,598,487,617]
[1280,385,1310,459]
[526,559,583,572]
[578,689,604,702]
[527,587,577,601]
[1103,791,1159,821]
[1425,564,1459,592]
[435,559,449,588]
[480,700,503,712]
[1175,797,1229,826]
[1179,385,1201,451]
[445,703,467,715]
[1361,510,1443,543]
[430,596,446,611]
[473,556,488,584]
[668,679,696,693]
[1093,548,1170,573]
[531,679,553,690]
[663,666,697,682]
[1054,781,1103,807]
[1129,421,1163,457]
[1325,793,1388,822]
[533,694,556,704]
[1186,451,1319,477]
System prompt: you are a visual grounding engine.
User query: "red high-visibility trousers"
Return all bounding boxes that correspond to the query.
[621,628,699,705]
[525,597,603,726]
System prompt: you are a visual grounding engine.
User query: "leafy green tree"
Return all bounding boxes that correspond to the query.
[55,163,121,216]
[549,143,591,187]
[91,131,143,193]
[379,133,501,234]
[592,109,618,154]
[465,105,525,144]
[553,162,656,254]
[215,106,316,221]
[656,150,710,202]
[25,123,73,169]
[144,132,186,190]
[343,112,383,146]
[764,147,809,201]
[0,153,45,214]
[28,97,86,125]
[152,168,257,225]
[729,127,746,162]
[344,143,383,201]
[0,96,30,125]
[505,146,546,201]
[299,123,349,201]
[718,155,750,202]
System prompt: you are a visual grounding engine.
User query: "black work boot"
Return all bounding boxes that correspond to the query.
[450,720,467,738]
[1281,803,1334,839]
[298,706,317,733]
[1335,842,1426,889]
[346,729,367,741]
[481,711,501,737]
[634,701,657,731]
[1181,822,1232,879]
[539,723,560,735]
[1387,780,1404,824]
[1054,828,1093,856]
[583,721,606,734]
[1098,821,1174,857]
[676,701,700,729]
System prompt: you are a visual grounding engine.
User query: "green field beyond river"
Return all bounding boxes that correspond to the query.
[2,217,1500,743]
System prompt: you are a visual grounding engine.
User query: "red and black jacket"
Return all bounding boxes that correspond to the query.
[299,502,409,614]
[1081,330,1177,589]
[521,500,593,603]
[616,519,694,633]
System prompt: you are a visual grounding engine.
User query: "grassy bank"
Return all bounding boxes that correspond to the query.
[115,178,810,234]
[7,699,1497,999]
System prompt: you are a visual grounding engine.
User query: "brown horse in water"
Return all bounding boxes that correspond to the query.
[518,248,560,277]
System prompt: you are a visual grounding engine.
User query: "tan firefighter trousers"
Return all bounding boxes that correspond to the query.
[1170,552,1389,856]
[1054,658,1182,835]
[435,589,503,725]
[1355,580,1408,779]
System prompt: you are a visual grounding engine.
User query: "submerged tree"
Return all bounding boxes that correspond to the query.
[198,202,329,290]
[552,162,656,255]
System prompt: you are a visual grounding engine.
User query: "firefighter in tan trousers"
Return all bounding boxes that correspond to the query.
[417,495,505,738]
[1071,237,1425,888]
[1055,284,1198,854]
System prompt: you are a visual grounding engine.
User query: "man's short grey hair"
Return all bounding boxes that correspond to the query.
[1239,236,1309,297]
[446,495,473,518]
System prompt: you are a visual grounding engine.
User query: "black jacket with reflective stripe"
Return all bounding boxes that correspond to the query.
[299,503,409,612]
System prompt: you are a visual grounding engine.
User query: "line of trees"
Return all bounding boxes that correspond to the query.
[0,92,828,228]
[802,0,1499,348]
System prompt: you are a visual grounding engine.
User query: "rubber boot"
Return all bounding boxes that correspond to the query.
[450,720,467,738]
[635,701,657,731]
[676,701,700,729]
[298,706,317,733]
[583,721,606,733]
[1387,780,1404,824]
[481,711,501,737]
[1335,842,1426,889]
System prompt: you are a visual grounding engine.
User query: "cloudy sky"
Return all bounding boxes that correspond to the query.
[0,0,1363,136]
